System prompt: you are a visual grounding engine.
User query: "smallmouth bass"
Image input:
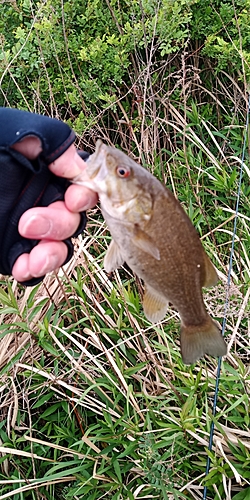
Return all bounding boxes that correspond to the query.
[74,140,227,364]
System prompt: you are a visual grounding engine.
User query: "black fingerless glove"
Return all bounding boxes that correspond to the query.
[0,107,89,286]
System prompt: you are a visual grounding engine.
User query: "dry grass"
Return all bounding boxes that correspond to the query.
[0,1,250,498]
[0,211,249,498]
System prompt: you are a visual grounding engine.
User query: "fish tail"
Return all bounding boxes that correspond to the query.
[180,316,227,364]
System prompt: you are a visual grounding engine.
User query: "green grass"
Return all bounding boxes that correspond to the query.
[0,119,250,498]
[0,165,249,499]
[0,1,250,498]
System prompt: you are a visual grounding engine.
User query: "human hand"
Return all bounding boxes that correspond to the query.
[11,138,98,282]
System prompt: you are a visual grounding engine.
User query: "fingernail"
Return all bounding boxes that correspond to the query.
[36,254,60,276]
[21,271,33,280]
[22,215,52,237]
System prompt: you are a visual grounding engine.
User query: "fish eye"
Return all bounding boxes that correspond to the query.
[116,166,130,178]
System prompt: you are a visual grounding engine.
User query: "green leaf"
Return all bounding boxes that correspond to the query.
[113,458,122,483]
[40,402,63,418]
[32,392,54,409]
[232,488,250,500]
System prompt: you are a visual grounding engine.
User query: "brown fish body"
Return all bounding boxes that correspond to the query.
[103,187,207,324]
[74,140,227,364]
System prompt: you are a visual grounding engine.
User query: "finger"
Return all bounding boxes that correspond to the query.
[11,136,43,160]
[18,201,81,240]
[12,240,68,281]
[48,143,87,178]
[12,253,32,281]
[65,184,98,212]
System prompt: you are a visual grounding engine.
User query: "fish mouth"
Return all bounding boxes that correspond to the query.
[85,139,105,179]
[72,167,96,189]
[72,140,107,189]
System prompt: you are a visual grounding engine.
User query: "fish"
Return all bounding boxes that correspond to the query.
[73,140,227,364]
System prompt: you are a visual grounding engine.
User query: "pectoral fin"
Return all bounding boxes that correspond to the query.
[202,252,218,288]
[143,284,168,323]
[132,227,160,260]
[104,240,124,272]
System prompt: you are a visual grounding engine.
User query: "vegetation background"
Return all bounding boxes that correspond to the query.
[0,0,250,498]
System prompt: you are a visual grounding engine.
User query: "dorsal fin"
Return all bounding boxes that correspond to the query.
[202,252,218,288]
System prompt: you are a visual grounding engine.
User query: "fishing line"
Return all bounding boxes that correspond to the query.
[202,93,250,500]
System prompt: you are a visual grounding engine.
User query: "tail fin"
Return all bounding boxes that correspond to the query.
[180,316,227,365]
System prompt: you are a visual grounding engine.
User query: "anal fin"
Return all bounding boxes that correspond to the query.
[143,284,168,323]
